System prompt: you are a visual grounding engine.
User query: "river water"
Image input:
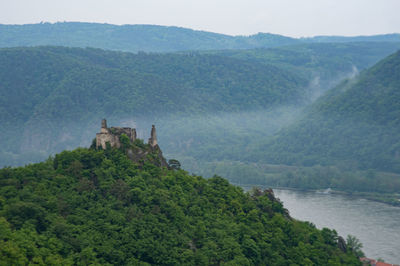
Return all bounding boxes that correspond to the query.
[269,189,400,264]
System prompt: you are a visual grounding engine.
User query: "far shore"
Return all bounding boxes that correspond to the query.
[234,183,400,207]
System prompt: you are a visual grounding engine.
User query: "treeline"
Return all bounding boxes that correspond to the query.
[183,160,400,194]
[0,144,360,264]
[209,42,400,93]
[0,22,399,53]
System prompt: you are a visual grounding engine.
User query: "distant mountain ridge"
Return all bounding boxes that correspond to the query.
[303,34,400,43]
[0,22,399,52]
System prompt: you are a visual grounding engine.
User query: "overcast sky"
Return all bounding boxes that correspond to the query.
[1,0,399,37]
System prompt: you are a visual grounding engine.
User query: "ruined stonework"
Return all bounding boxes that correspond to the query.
[96,119,136,149]
[148,125,158,147]
[95,119,169,168]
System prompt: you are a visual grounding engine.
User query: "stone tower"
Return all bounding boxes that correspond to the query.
[101,119,108,133]
[148,125,158,147]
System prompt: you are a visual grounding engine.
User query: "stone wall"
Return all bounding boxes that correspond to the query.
[96,119,136,149]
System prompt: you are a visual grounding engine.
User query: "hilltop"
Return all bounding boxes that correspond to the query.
[0,126,360,264]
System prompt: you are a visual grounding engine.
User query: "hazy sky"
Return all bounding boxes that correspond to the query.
[1,0,399,37]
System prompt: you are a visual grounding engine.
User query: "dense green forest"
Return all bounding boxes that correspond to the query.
[245,50,400,189]
[3,42,400,168]
[2,45,400,195]
[0,46,307,166]
[146,45,400,194]
[0,22,399,52]
[0,22,398,264]
[208,42,400,94]
[0,141,361,264]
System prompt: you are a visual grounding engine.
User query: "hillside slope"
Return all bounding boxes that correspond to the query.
[258,50,400,173]
[0,46,307,166]
[210,42,400,95]
[0,143,360,264]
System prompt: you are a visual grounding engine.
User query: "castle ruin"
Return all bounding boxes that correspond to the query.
[96,119,168,168]
[95,119,136,149]
[96,119,158,149]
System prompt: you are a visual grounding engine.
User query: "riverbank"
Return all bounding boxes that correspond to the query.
[271,189,400,264]
[330,190,400,207]
[235,183,400,207]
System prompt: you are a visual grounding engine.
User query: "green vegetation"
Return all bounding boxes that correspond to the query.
[257,51,400,172]
[199,50,400,195]
[177,160,400,198]
[2,44,400,196]
[209,42,400,93]
[153,48,400,196]
[0,46,307,166]
[0,143,360,264]
[346,235,365,258]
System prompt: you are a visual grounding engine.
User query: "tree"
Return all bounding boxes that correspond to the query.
[346,235,365,257]
[119,134,131,152]
[168,159,181,170]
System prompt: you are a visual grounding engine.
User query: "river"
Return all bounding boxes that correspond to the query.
[268,189,400,264]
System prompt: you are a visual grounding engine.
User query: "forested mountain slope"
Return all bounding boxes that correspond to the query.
[153,43,400,182]
[257,50,400,173]
[0,22,399,52]
[0,143,361,264]
[0,46,307,166]
[210,42,400,95]
[2,45,400,194]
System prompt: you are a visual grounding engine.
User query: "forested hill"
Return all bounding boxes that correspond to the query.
[0,22,399,52]
[0,46,306,166]
[257,50,400,173]
[0,143,361,264]
[211,42,400,87]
